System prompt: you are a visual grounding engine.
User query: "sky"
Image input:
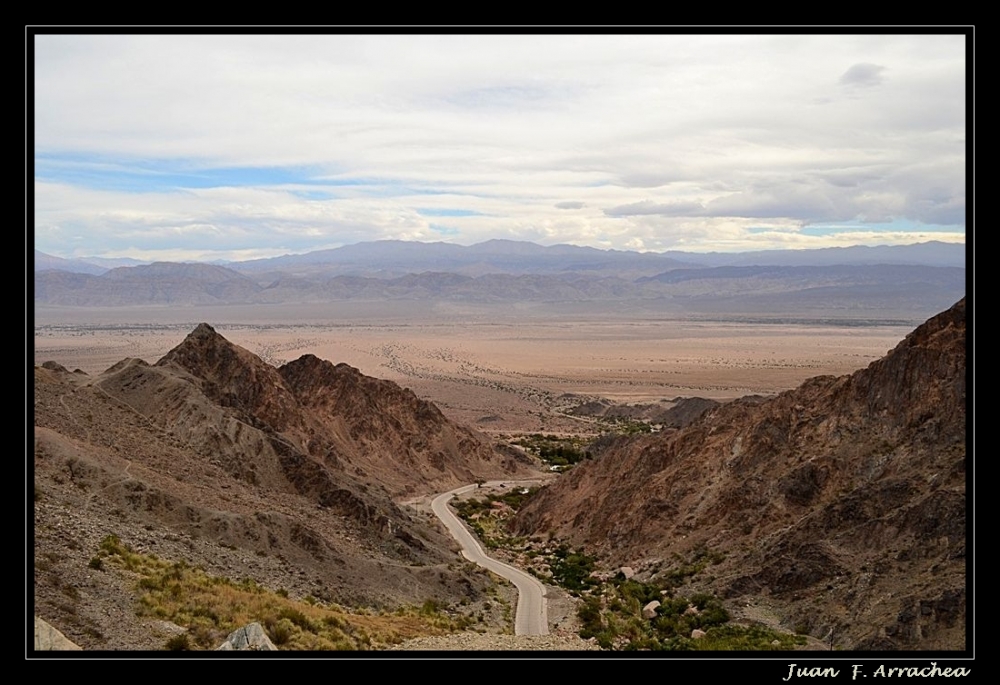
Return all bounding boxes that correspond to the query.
[32,32,969,263]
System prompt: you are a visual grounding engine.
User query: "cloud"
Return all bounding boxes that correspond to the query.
[604,200,705,217]
[839,63,887,88]
[32,34,966,258]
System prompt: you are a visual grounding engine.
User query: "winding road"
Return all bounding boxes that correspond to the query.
[431,483,549,636]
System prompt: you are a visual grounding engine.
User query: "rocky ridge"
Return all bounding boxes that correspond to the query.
[512,298,967,650]
[34,324,536,650]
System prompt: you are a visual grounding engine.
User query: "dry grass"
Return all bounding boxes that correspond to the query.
[96,534,475,650]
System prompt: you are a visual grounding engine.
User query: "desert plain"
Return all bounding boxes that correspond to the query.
[34,301,915,436]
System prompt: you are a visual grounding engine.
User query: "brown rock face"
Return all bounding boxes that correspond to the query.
[154,323,530,498]
[277,353,521,497]
[512,298,967,650]
[156,323,303,432]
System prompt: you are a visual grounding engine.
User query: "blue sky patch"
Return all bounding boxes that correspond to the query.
[800,219,959,236]
[35,153,337,193]
[416,208,484,217]
[429,224,460,236]
[292,190,337,201]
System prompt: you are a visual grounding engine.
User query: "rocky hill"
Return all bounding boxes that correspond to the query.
[33,324,534,649]
[512,298,967,650]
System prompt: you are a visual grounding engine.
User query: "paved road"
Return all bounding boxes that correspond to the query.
[431,482,548,636]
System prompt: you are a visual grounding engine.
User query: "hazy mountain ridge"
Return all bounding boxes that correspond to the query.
[511,299,967,650]
[228,238,695,277]
[33,249,147,275]
[662,241,965,268]
[34,253,964,320]
[35,239,964,276]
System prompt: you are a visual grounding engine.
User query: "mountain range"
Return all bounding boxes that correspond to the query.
[35,239,967,277]
[34,240,965,320]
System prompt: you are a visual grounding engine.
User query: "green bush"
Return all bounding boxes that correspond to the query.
[279,606,314,631]
[165,633,191,651]
[268,618,295,646]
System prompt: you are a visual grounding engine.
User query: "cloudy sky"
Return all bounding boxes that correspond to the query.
[33,33,968,262]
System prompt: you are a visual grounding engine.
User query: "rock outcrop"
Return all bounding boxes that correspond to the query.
[34,617,82,651]
[216,623,278,651]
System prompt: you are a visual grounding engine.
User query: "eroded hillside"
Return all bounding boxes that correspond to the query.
[33,324,535,649]
[512,299,967,650]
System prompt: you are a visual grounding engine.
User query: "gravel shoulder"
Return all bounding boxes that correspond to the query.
[391,632,599,651]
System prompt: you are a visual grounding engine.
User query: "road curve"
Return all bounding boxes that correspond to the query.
[431,483,548,636]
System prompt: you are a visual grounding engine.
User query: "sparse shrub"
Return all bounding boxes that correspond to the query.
[278,606,313,631]
[88,556,103,571]
[420,598,443,616]
[139,576,162,591]
[165,633,191,651]
[322,615,345,630]
[99,534,123,555]
[268,618,295,646]
[188,620,217,648]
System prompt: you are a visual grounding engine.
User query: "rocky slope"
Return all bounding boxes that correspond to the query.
[512,298,967,650]
[153,324,521,498]
[33,324,535,649]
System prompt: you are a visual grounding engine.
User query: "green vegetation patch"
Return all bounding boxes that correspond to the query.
[540,543,806,651]
[548,544,598,595]
[577,573,805,651]
[513,434,592,469]
[451,488,538,550]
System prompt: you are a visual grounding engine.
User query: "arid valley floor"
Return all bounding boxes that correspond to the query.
[35,303,914,437]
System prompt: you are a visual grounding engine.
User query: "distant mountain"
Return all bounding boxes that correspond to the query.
[35,262,263,305]
[35,240,965,280]
[663,241,965,268]
[77,255,148,270]
[634,264,965,316]
[512,298,967,650]
[33,250,107,275]
[229,239,964,277]
[35,256,965,322]
[231,239,694,278]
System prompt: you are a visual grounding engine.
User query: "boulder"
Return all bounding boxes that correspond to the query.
[216,622,278,651]
[34,617,82,650]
